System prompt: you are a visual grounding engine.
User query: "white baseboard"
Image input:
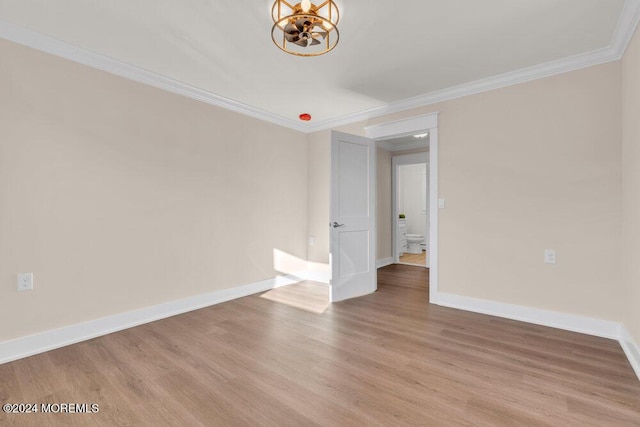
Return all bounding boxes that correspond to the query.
[297,261,331,284]
[620,325,640,380]
[432,291,640,381]
[0,273,305,365]
[4,272,638,383]
[432,292,621,339]
[298,270,331,284]
[376,257,394,268]
[433,293,620,340]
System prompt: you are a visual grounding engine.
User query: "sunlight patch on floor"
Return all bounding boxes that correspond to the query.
[260,281,330,314]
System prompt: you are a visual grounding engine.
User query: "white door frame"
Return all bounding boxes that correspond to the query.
[392,153,429,266]
[364,113,439,303]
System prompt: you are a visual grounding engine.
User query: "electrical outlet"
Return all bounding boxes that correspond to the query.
[308,236,315,246]
[544,250,556,264]
[17,273,34,291]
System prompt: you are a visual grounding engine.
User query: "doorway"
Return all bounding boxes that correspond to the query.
[364,113,439,303]
[393,153,429,267]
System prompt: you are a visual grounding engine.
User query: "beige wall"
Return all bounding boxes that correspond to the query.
[306,131,331,263]
[309,62,624,322]
[622,26,640,344]
[0,39,308,342]
[1,30,632,344]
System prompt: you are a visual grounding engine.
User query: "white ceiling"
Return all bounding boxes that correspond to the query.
[0,1,638,131]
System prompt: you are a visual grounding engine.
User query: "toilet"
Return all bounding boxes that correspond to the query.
[406,234,424,254]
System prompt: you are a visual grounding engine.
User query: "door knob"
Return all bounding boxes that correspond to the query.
[332,222,345,228]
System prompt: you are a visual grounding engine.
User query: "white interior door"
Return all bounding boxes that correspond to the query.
[330,131,376,302]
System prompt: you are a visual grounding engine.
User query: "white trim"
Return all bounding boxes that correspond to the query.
[612,0,640,57]
[3,0,639,135]
[368,113,439,301]
[376,257,394,269]
[0,273,307,365]
[298,268,331,284]
[377,139,429,152]
[428,127,439,303]
[366,114,438,140]
[303,260,331,284]
[432,292,621,339]
[620,325,640,380]
[0,20,307,133]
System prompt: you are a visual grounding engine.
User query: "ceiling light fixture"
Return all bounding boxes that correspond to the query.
[271,1,340,56]
[413,133,429,139]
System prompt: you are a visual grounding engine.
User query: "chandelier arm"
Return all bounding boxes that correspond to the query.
[279,0,296,9]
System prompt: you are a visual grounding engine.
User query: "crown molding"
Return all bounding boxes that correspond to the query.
[612,0,640,58]
[305,0,640,133]
[2,0,640,135]
[306,47,616,132]
[0,20,308,133]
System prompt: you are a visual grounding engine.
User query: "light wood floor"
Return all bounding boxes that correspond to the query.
[399,250,426,265]
[1,265,639,426]
[260,281,330,314]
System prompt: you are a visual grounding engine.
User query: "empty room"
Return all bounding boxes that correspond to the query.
[2,1,640,425]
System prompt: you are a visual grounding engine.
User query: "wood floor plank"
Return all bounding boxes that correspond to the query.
[1,264,639,426]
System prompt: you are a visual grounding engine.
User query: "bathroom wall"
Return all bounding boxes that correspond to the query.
[0,38,309,342]
[398,163,427,237]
